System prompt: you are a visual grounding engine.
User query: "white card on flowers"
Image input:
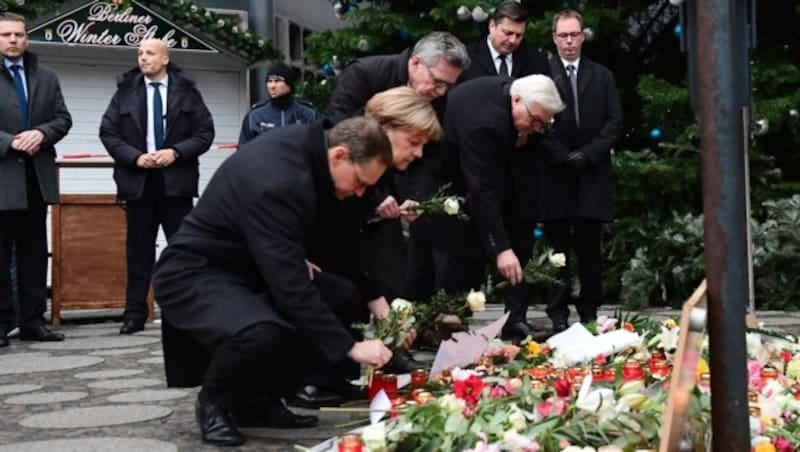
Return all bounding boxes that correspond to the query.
[547,323,642,363]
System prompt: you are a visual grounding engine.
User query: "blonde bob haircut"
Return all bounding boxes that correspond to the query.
[364,86,443,141]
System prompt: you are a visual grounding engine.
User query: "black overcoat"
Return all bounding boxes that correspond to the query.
[534,57,623,221]
[459,38,549,81]
[99,63,214,201]
[152,122,356,386]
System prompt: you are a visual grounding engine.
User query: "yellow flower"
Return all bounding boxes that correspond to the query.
[786,360,800,380]
[754,442,776,452]
[663,318,678,330]
[696,358,710,380]
[526,341,541,358]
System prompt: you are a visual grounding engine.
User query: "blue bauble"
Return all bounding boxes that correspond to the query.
[650,127,662,139]
[348,4,358,12]
[397,29,409,40]
[533,227,544,240]
[674,24,682,37]
[321,64,334,76]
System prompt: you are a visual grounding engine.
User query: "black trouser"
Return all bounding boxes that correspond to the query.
[0,191,48,329]
[405,227,486,299]
[503,214,535,325]
[124,171,192,322]
[364,219,406,301]
[543,219,603,323]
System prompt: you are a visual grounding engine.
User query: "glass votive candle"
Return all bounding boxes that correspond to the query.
[338,434,363,452]
[382,373,398,399]
[368,370,384,401]
[411,368,428,388]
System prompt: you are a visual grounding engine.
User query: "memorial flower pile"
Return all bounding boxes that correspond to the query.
[345,316,800,452]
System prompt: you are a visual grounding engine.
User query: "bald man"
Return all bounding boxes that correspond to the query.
[100,38,215,335]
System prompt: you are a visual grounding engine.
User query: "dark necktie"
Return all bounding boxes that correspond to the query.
[498,55,508,77]
[10,65,29,129]
[151,82,165,149]
[566,64,580,126]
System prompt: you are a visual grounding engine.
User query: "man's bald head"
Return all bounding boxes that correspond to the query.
[138,38,170,79]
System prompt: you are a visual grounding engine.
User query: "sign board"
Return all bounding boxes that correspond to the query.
[28,0,218,53]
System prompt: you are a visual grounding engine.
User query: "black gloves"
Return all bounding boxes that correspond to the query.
[565,151,588,172]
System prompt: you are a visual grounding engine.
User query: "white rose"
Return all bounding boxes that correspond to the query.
[466,290,486,312]
[361,422,387,452]
[443,197,460,215]
[390,298,413,313]
[508,410,526,431]
[548,251,566,267]
[438,394,466,413]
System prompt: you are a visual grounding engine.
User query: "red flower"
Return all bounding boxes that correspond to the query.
[773,436,793,452]
[454,375,485,405]
[594,354,607,365]
[553,378,571,398]
[780,350,792,363]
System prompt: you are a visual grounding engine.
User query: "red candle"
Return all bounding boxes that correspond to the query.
[622,359,644,381]
[411,369,428,388]
[368,371,384,401]
[382,373,398,399]
[338,434,363,452]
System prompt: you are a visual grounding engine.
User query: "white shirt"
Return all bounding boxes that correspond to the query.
[487,37,513,76]
[144,74,168,153]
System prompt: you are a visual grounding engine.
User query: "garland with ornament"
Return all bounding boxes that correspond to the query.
[0,0,280,62]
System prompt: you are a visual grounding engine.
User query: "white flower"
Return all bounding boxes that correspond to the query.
[451,367,480,381]
[508,410,527,431]
[443,197,460,215]
[390,298,413,313]
[438,394,466,413]
[745,332,763,359]
[563,447,596,452]
[548,251,567,267]
[576,387,616,417]
[467,290,487,312]
[361,422,387,452]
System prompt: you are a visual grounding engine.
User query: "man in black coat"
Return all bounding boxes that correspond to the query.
[445,0,550,338]
[0,12,71,345]
[425,74,564,343]
[152,117,395,446]
[536,10,623,332]
[459,0,549,81]
[99,38,214,335]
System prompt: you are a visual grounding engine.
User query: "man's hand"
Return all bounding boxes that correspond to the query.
[367,296,390,319]
[136,153,157,168]
[11,129,45,155]
[402,326,417,350]
[565,151,588,172]
[497,248,523,285]
[347,339,393,367]
[397,199,420,222]
[376,196,400,219]
[152,148,178,167]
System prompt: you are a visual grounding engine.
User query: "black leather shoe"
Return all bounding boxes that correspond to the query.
[119,320,145,335]
[336,382,368,401]
[288,385,344,409]
[195,395,245,446]
[501,321,551,344]
[382,350,426,374]
[19,325,65,342]
[233,395,318,428]
[552,319,569,334]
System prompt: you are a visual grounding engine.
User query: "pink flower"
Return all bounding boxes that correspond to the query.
[554,378,571,398]
[489,384,508,399]
[536,397,567,417]
[748,360,764,390]
[772,436,793,452]
[503,379,518,395]
[597,316,618,333]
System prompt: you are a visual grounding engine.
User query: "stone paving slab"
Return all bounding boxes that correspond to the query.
[0,305,798,451]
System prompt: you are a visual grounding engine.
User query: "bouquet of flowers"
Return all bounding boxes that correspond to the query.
[497,242,566,289]
[414,289,488,344]
[410,183,469,221]
[352,298,416,384]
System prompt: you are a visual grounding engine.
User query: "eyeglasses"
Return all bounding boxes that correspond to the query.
[424,65,456,90]
[554,31,583,40]
[523,103,554,134]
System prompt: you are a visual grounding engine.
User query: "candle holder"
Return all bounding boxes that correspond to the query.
[368,370,384,401]
[338,434,363,452]
[411,368,428,389]
[530,379,547,391]
[382,373,398,399]
[760,365,779,381]
[651,361,670,379]
[622,359,644,382]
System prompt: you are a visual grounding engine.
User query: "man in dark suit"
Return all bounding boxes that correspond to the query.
[100,38,214,335]
[449,1,550,341]
[0,12,72,346]
[536,10,623,332]
[151,117,394,446]
[459,0,548,81]
[423,74,564,343]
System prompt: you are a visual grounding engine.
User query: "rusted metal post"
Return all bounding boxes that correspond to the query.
[693,0,751,450]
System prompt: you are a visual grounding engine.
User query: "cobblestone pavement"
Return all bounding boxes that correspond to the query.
[0,305,797,451]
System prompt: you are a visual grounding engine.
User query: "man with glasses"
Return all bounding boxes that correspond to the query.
[419,74,564,343]
[536,10,623,333]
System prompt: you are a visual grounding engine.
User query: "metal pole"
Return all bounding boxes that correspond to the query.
[693,0,751,450]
